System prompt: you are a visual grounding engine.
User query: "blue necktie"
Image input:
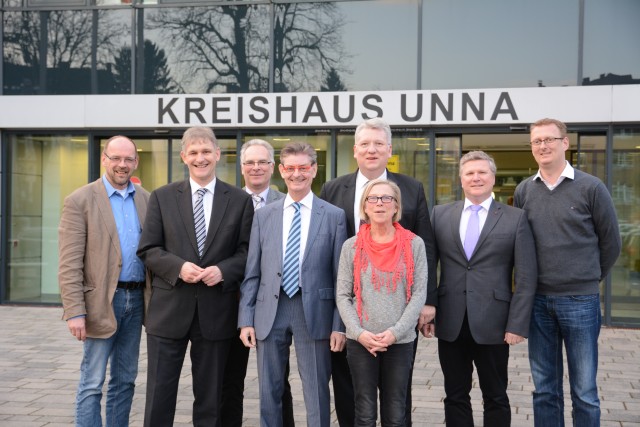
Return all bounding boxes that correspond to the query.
[464,205,482,260]
[194,188,207,257]
[282,202,301,298]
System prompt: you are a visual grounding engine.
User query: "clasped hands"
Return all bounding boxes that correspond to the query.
[357,330,396,356]
[180,262,223,286]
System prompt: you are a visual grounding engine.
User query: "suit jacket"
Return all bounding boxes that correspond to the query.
[319,170,437,305]
[58,178,150,338]
[238,195,348,341]
[137,179,253,341]
[431,200,537,345]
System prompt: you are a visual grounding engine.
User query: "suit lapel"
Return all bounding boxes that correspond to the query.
[343,172,357,235]
[475,200,502,252]
[177,180,200,257]
[204,180,229,255]
[302,196,324,264]
[93,180,122,259]
[450,201,465,258]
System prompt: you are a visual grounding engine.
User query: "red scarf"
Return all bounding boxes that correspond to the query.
[352,222,416,323]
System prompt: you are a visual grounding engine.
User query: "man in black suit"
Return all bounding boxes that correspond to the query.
[137,126,253,427]
[430,151,537,426]
[319,117,438,426]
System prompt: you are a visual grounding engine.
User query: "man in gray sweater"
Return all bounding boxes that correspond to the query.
[513,118,621,427]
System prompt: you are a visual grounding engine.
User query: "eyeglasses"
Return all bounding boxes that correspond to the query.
[281,164,313,175]
[355,141,389,150]
[104,153,137,165]
[529,137,563,147]
[243,160,272,168]
[365,195,395,204]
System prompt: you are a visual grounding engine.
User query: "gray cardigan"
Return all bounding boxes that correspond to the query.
[336,235,427,344]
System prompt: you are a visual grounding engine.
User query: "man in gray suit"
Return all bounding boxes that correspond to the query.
[430,151,537,427]
[239,142,348,427]
[221,138,290,427]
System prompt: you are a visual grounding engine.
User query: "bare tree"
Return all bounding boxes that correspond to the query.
[3,10,127,93]
[148,3,348,93]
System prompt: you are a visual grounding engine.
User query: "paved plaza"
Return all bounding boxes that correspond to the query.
[0,305,638,426]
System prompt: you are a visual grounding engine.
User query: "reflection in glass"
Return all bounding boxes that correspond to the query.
[3,9,131,94]
[611,129,640,323]
[8,134,88,303]
[422,0,579,89]
[334,0,415,91]
[435,137,460,205]
[144,6,270,94]
[582,0,640,85]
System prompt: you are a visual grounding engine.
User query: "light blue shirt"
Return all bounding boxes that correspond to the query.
[102,175,145,282]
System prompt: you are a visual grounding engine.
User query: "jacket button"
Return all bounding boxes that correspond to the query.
[463,290,467,295]
[275,294,279,299]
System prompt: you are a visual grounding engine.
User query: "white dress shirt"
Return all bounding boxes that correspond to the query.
[459,196,492,244]
[282,191,314,280]
[190,177,216,233]
[354,169,387,233]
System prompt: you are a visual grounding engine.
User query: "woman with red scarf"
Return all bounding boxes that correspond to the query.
[336,179,428,426]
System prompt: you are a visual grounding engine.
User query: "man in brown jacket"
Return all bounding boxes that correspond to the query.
[58,135,149,427]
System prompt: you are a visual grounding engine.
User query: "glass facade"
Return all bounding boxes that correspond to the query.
[7,134,87,303]
[1,0,639,326]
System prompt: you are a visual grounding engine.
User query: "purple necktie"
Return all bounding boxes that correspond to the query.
[464,205,482,260]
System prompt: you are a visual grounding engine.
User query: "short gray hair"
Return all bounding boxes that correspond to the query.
[355,118,392,146]
[181,127,217,152]
[280,142,317,165]
[459,151,497,176]
[240,139,275,163]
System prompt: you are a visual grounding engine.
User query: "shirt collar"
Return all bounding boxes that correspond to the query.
[190,177,216,195]
[245,186,269,200]
[463,196,492,212]
[356,169,387,188]
[284,190,314,210]
[533,160,574,182]
[102,174,135,197]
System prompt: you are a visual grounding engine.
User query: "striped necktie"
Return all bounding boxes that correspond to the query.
[282,202,301,298]
[194,188,207,257]
[252,193,264,210]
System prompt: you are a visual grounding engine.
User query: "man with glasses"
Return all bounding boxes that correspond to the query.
[319,117,437,426]
[59,135,149,426]
[138,126,253,426]
[514,118,621,427]
[238,142,347,427]
[221,138,292,427]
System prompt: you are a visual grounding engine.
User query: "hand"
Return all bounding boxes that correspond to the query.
[504,332,525,346]
[374,330,397,347]
[417,305,436,330]
[356,330,389,356]
[240,327,256,348]
[421,323,435,338]
[199,266,223,286]
[330,332,346,352]
[67,317,87,342]
[180,262,205,284]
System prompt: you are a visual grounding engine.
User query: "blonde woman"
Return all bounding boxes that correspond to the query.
[336,179,427,426]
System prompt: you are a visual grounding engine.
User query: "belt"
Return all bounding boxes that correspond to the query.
[117,281,145,290]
